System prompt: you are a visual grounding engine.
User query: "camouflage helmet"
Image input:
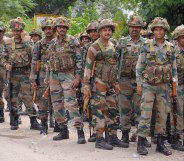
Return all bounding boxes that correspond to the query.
[79,32,90,41]
[150,17,170,32]
[29,29,42,38]
[97,19,115,32]
[86,21,99,33]
[9,17,26,30]
[172,24,184,39]
[127,15,146,27]
[40,17,54,31]
[0,21,6,32]
[53,17,70,29]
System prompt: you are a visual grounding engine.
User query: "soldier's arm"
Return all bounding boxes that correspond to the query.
[1,38,10,68]
[136,44,146,86]
[30,41,41,81]
[73,38,82,80]
[83,46,96,86]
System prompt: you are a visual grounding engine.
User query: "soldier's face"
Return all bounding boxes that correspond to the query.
[12,30,21,39]
[81,37,90,46]
[44,27,54,37]
[177,35,184,48]
[89,30,99,41]
[129,26,141,37]
[99,27,113,40]
[153,27,166,39]
[0,31,4,40]
[31,34,41,43]
[56,26,67,36]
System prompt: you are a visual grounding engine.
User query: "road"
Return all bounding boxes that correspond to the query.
[0,111,184,161]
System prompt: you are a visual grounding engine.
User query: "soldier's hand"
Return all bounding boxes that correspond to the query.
[137,85,142,96]
[113,83,120,95]
[84,85,91,98]
[5,64,12,71]
[32,82,38,89]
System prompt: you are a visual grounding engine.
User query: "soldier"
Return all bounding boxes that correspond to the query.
[169,25,184,150]
[30,17,55,135]
[79,32,90,47]
[136,17,177,155]
[116,15,151,146]
[1,17,41,130]
[84,19,128,150]
[45,17,86,144]
[29,29,42,44]
[0,21,7,123]
[81,21,99,142]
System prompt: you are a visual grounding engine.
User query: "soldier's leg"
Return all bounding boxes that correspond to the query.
[119,78,133,144]
[0,72,4,123]
[20,73,41,130]
[106,88,128,148]
[137,84,155,155]
[154,84,172,155]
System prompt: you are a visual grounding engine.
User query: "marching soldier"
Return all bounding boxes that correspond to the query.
[30,17,55,134]
[84,19,128,150]
[136,17,177,155]
[1,17,41,130]
[45,17,86,144]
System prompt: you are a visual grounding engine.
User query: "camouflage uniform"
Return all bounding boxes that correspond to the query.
[46,17,85,143]
[136,17,176,155]
[0,22,6,122]
[30,18,55,134]
[84,19,128,150]
[116,16,146,143]
[1,17,40,130]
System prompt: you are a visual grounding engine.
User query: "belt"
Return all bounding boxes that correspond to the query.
[14,66,30,71]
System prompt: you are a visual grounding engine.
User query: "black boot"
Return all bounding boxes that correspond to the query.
[145,138,152,147]
[121,130,129,144]
[156,135,172,156]
[95,137,113,150]
[30,116,42,130]
[88,133,96,142]
[10,114,19,130]
[108,135,129,148]
[53,125,69,140]
[137,136,148,155]
[0,109,4,123]
[40,119,48,135]
[77,128,86,144]
[54,121,60,132]
[151,136,157,144]
[171,134,184,151]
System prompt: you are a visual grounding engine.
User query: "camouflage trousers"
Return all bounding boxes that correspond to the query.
[118,77,141,131]
[91,78,119,137]
[170,85,184,135]
[10,69,37,116]
[36,76,49,120]
[137,83,170,137]
[49,71,81,128]
[0,68,6,110]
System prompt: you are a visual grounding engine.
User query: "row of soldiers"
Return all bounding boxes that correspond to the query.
[0,15,183,156]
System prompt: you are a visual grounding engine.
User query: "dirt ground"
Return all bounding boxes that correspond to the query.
[0,111,184,161]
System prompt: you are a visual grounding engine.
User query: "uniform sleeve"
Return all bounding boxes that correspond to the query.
[73,38,82,78]
[136,44,146,86]
[30,41,41,81]
[1,43,9,67]
[83,46,96,86]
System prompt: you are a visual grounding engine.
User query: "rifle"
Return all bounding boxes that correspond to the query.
[42,84,54,127]
[33,43,41,103]
[171,78,177,134]
[82,61,96,136]
[7,63,18,128]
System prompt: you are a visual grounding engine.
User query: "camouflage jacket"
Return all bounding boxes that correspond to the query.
[136,38,177,86]
[175,45,184,85]
[1,37,33,68]
[46,34,82,78]
[30,37,51,81]
[116,35,146,79]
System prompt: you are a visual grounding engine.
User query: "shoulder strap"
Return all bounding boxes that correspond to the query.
[165,41,171,52]
[97,39,106,53]
[149,39,154,52]
[11,37,15,50]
